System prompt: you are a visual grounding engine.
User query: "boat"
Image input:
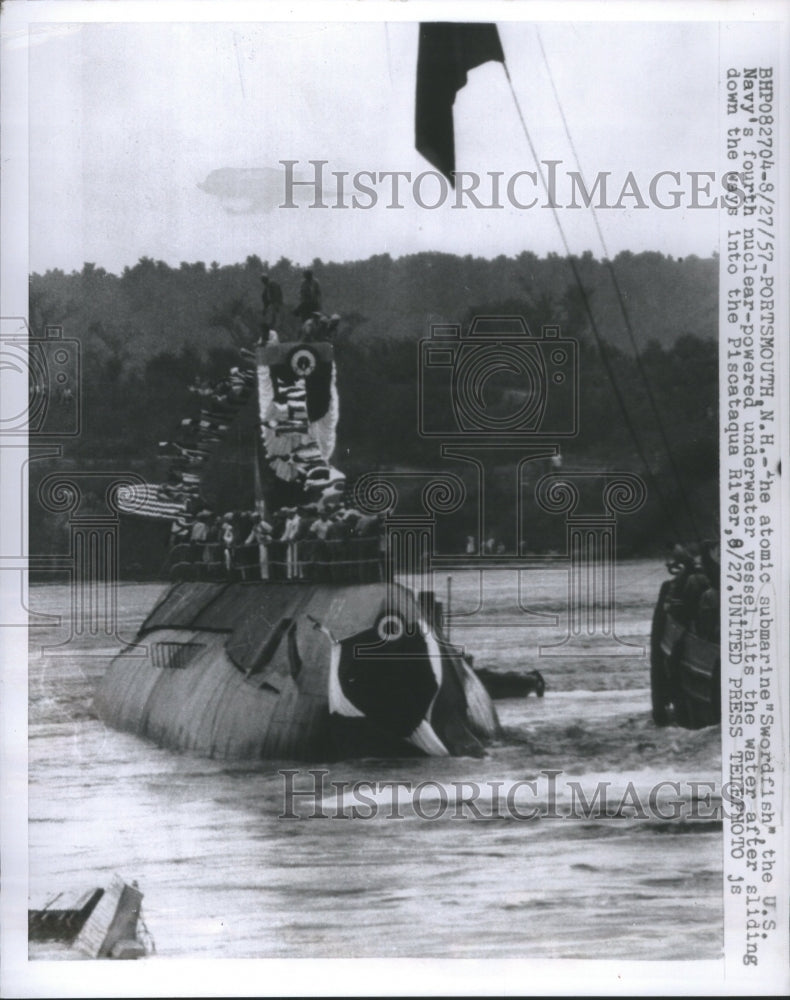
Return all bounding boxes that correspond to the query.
[29,875,149,960]
[101,332,500,759]
[649,546,721,729]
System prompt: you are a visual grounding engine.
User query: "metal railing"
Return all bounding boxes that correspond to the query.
[166,536,386,584]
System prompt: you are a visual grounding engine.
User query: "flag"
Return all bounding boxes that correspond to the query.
[415,22,505,185]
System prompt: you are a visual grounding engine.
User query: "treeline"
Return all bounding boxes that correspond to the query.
[28,250,718,560]
[30,249,716,367]
[335,327,717,552]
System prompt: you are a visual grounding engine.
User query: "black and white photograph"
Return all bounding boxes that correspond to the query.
[1,1,788,996]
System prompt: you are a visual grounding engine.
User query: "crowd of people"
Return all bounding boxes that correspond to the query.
[171,499,385,583]
[155,360,257,520]
[155,266,387,583]
[664,539,720,642]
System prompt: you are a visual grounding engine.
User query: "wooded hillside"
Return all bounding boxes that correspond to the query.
[29,250,719,562]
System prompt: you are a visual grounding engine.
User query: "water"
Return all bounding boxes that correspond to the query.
[27,561,722,960]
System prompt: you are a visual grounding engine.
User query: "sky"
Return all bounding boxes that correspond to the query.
[22,13,726,274]
[2,9,790,1000]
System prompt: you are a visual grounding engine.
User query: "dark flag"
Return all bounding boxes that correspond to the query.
[415,22,505,185]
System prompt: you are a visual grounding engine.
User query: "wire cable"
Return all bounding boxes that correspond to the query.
[534,29,702,543]
[500,61,685,541]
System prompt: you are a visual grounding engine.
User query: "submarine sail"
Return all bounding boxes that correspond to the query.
[102,325,499,759]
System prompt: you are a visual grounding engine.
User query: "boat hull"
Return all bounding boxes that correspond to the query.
[650,580,720,729]
[95,580,499,759]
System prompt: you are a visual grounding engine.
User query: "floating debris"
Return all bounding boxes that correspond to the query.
[29,875,152,960]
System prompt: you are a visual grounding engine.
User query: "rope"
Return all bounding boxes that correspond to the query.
[534,29,702,544]
[500,61,685,541]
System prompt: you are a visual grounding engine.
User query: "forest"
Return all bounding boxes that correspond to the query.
[28,249,719,568]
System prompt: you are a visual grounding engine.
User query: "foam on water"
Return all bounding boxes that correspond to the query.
[27,562,722,960]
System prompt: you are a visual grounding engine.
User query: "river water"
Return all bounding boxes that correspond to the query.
[27,560,723,960]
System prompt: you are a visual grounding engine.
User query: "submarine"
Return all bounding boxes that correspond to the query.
[101,331,500,759]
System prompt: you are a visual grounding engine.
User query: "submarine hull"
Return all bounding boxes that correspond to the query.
[95,580,499,760]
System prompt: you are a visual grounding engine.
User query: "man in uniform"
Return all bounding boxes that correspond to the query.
[260,273,283,334]
[295,269,322,321]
